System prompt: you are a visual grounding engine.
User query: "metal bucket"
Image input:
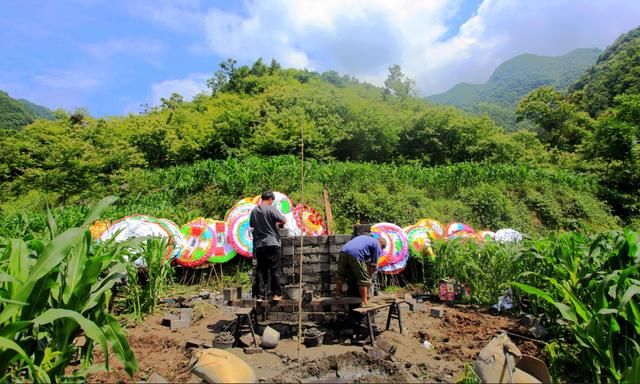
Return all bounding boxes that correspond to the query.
[285,285,301,300]
[261,326,280,349]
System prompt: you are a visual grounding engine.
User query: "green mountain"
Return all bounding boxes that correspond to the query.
[0,90,55,129]
[17,98,56,120]
[571,26,640,116]
[428,48,602,108]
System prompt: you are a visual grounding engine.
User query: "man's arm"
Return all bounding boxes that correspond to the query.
[368,264,376,277]
[272,208,286,227]
[369,242,382,276]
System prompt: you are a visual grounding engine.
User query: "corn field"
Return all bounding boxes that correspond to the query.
[0,155,615,240]
[421,229,640,383]
[0,198,137,381]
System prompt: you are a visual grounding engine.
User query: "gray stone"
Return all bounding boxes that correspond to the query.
[179,308,194,322]
[146,372,169,383]
[187,373,206,384]
[281,245,295,256]
[223,288,233,302]
[430,307,445,318]
[240,333,261,347]
[170,319,191,330]
[529,324,549,339]
[521,314,536,327]
[185,339,207,349]
[161,313,179,327]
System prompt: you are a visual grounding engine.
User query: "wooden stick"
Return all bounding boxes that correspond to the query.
[212,263,220,290]
[206,264,213,288]
[504,330,547,345]
[323,189,334,235]
[220,263,224,291]
[297,119,305,363]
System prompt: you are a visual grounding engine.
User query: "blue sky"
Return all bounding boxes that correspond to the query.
[1,0,639,117]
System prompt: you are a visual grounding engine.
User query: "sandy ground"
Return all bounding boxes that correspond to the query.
[86,298,544,383]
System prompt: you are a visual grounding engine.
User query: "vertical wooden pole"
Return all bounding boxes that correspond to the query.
[323,189,334,235]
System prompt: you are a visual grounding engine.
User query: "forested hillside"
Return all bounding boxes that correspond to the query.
[428,48,601,129]
[0,90,55,130]
[2,22,640,238]
[16,98,56,120]
[517,26,640,223]
[572,26,640,116]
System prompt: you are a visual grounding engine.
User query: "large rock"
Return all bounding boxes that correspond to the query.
[475,332,550,383]
[191,349,257,383]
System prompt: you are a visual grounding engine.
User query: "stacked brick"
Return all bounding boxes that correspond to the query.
[280,234,352,297]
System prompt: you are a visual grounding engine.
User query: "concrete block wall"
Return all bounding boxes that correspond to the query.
[280,234,353,297]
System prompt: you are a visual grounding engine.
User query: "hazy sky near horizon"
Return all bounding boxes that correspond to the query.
[1,0,639,116]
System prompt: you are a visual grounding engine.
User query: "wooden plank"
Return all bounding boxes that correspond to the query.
[323,189,334,235]
[234,307,254,315]
[235,297,362,307]
[352,303,393,314]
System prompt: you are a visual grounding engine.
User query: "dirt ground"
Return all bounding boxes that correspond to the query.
[87,297,544,383]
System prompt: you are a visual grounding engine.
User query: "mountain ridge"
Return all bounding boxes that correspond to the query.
[428,48,602,108]
[0,90,55,129]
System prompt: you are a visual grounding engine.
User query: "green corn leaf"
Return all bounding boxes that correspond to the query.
[609,316,621,334]
[512,281,556,303]
[623,354,640,384]
[32,309,108,369]
[8,239,30,283]
[62,232,88,305]
[0,321,31,338]
[628,300,640,334]
[546,277,590,323]
[82,196,118,227]
[103,314,138,377]
[512,281,578,323]
[598,308,619,315]
[46,204,58,240]
[0,228,84,324]
[554,302,578,324]
[0,335,37,381]
[620,285,640,311]
[0,297,29,306]
[82,263,127,313]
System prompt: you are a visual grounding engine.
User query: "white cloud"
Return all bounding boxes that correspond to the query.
[33,68,103,89]
[127,0,206,33]
[202,0,455,75]
[418,0,640,94]
[195,0,640,96]
[150,73,209,106]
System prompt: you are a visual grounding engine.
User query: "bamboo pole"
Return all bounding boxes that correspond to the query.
[297,123,305,363]
[323,189,334,235]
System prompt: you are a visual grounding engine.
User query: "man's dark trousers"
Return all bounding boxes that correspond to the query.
[255,246,283,298]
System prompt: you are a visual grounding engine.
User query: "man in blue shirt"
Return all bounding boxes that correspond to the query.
[336,235,387,306]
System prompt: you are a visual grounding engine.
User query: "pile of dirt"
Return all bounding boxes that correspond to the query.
[271,351,419,383]
[84,297,546,383]
[88,334,192,383]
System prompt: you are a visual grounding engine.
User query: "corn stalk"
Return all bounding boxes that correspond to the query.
[0,196,137,382]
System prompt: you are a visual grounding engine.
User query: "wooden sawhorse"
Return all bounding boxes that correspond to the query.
[233,307,259,348]
[352,299,404,345]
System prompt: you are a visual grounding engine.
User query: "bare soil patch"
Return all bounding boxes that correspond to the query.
[87,298,544,383]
